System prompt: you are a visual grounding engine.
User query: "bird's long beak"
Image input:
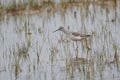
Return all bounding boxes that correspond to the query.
[53,29,59,33]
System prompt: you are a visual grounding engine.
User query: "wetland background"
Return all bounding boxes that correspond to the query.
[0,0,120,80]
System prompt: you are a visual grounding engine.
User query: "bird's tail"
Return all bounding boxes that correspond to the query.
[86,35,91,37]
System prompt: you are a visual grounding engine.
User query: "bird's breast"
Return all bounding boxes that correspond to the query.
[69,36,82,41]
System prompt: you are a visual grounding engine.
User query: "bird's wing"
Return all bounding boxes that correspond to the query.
[72,32,81,36]
[72,32,91,37]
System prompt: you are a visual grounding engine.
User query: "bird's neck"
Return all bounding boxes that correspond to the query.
[61,29,69,35]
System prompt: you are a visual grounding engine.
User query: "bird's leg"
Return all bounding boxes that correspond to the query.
[75,41,78,59]
[85,38,91,51]
[84,38,91,58]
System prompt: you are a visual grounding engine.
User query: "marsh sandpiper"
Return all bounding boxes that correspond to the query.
[53,26,91,41]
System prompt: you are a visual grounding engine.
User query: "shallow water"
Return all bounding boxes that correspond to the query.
[0,0,120,80]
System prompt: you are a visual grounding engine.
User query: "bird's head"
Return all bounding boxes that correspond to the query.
[53,26,64,32]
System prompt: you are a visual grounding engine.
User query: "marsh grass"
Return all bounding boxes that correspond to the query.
[35,43,43,64]
[14,59,21,79]
[66,57,95,80]
[14,43,29,61]
[49,45,58,64]
[8,43,30,79]
[0,0,119,80]
[0,0,116,16]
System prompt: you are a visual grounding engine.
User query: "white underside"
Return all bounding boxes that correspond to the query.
[70,36,84,41]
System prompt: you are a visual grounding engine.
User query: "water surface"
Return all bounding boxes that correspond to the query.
[0,1,120,80]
